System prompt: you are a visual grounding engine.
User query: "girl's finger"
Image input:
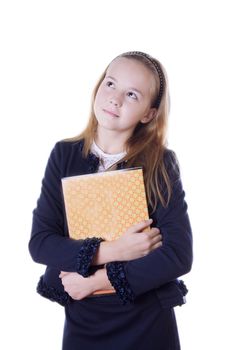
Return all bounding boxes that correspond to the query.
[59,271,68,278]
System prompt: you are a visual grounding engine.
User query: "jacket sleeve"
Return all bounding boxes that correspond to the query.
[106,151,193,303]
[28,142,103,275]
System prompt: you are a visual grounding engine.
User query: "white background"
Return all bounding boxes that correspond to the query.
[1,0,232,349]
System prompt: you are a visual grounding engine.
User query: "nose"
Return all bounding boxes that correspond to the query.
[110,99,119,106]
[109,93,122,107]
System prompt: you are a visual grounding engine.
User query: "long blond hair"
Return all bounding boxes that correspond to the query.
[67,51,175,212]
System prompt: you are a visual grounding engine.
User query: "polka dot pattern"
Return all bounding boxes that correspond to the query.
[62,168,149,241]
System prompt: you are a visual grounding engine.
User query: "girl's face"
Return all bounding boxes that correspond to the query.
[94,57,156,138]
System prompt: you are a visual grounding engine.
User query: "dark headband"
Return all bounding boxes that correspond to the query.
[121,51,164,109]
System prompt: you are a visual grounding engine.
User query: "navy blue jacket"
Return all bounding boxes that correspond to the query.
[29,139,193,308]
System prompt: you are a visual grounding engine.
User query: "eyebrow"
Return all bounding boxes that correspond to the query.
[105,75,144,96]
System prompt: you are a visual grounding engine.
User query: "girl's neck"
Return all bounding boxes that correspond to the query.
[95,128,128,154]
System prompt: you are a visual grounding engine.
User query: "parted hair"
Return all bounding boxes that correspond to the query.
[66,52,178,212]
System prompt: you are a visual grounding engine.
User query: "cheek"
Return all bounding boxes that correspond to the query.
[95,87,106,106]
[93,90,102,110]
[94,90,106,117]
[126,103,146,117]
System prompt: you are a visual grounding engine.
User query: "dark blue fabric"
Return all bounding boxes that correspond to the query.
[29,139,192,349]
[76,237,104,277]
[106,261,135,304]
[62,292,181,350]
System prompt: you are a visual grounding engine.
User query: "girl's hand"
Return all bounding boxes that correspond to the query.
[59,269,114,300]
[92,219,162,265]
[59,271,95,300]
[114,219,162,261]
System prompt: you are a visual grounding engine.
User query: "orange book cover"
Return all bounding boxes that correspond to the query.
[61,167,149,295]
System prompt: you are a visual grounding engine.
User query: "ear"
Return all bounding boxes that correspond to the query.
[140,108,157,124]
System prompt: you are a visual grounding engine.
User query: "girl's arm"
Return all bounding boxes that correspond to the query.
[60,152,192,304]
[28,142,100,274]
[29,142,161,276]
[104,151,193,303]
[92,221,162,265]
[59,269,113,300]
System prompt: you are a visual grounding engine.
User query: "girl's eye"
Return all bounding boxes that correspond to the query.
[127,91,137,100]
[106,81,114,88]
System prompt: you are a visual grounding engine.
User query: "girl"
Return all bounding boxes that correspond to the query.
[29,51,193,349]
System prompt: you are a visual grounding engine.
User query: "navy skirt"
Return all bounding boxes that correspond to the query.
[62,291,180,350]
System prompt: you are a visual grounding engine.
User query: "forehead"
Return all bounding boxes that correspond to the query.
[106,57,155,94]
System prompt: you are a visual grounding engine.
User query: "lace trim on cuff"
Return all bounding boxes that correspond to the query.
[37,275,70,306]
[76,237,104,277]
[106,262,135,304]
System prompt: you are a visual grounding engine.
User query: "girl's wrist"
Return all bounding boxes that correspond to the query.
[90,268,114,293]
[92,240,121,265]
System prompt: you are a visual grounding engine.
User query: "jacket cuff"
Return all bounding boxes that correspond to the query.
[156,279,188,309]
[37,275,70,306]
[106,262,135,304]
[76,237,104,277]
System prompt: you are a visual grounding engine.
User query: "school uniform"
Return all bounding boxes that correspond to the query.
[29,139,193,350]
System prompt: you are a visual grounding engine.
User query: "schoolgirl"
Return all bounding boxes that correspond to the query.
[29,51,193,349]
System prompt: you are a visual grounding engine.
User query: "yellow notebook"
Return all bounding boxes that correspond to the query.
[61,167,149,295]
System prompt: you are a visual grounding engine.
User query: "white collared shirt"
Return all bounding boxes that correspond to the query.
[90,140,127,172]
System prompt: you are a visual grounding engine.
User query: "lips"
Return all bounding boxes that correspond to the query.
[103,109,119,118]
